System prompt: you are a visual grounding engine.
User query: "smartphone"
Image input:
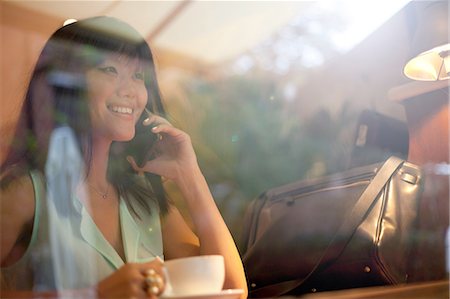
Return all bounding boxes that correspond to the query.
[125,109,158,167]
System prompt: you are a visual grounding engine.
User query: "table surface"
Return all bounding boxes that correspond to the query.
[297,280,449,299]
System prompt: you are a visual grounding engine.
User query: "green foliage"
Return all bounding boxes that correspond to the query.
[175,74,358,240]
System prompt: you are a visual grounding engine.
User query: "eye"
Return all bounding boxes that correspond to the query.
[134,71,145,81]
[98,66,118,75]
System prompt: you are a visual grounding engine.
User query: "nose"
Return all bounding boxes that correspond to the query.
[117,76,137,99]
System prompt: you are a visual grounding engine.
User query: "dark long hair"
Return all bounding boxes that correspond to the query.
[1,16,169,215]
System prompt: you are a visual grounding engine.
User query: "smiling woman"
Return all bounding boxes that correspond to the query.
[86,54,148,142]
[0,16,247,299]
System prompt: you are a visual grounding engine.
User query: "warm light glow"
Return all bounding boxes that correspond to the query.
[443,54,450,76]
[329,0,411,52]
[404,43,450,81]
[63,19,78,26]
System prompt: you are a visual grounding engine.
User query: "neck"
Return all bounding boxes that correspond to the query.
[86,138,112,188]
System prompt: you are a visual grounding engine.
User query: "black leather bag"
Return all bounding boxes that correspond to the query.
[241,157,423,297]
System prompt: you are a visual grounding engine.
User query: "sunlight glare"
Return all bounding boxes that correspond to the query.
[329,0,411,52]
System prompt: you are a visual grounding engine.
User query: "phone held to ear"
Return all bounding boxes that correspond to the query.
[125,109,159,168]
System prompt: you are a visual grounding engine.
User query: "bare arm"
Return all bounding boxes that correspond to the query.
[172,166,247,296]
[0,175,166,299]
[128,115,248,298]
[161,205,200,259]
[0,175,35,267]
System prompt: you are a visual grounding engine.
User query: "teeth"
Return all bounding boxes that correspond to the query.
[110,105,133,115]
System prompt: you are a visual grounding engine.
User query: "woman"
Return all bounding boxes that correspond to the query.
[0,16,247,298]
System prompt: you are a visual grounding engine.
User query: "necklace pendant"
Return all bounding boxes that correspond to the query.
[102,194,107,199]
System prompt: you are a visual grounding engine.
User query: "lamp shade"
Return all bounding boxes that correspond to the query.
[404,43,450,81]
[403,1,449,81]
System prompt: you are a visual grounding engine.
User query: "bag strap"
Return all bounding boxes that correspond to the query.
[250,156,405,297]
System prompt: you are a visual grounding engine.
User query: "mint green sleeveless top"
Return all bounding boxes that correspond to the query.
[1,170,164,291]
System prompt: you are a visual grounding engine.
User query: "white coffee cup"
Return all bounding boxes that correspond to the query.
[162,255,225,297]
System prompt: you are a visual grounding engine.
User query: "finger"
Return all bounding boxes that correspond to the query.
[142,277,163,298]
[126,156,145,175]
[139,259,164,274]
[141,267,166,298]
[143,112,172,127]
[139,259,164,271]
[148,256,164,265]
[127,155,164,177]
[150,124,183,137]
[126,156,140,170]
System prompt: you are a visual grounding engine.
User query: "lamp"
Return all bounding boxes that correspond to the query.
[404,44,450,81]
[403,1,449,81]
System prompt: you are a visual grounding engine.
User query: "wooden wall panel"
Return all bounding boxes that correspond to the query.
[0,2,63,162]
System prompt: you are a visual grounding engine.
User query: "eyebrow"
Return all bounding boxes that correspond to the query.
[102,55,144,70]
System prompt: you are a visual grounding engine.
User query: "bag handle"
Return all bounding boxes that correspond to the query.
[250,156,405,297]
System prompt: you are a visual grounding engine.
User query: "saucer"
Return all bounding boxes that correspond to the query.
[161,289,244,299]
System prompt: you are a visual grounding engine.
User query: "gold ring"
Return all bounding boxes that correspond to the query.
[144,269,164,296]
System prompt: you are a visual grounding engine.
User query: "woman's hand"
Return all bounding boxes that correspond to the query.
[128,114,248,298]
[127,114,199,182]
[96,259,165,299]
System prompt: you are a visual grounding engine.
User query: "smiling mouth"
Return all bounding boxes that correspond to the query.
[108,105,133,115]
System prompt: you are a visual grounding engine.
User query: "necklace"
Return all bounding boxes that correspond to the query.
[88,183,109,199]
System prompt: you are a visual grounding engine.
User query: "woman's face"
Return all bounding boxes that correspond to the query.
[85,53,148,142]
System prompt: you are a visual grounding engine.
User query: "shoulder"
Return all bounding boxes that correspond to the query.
[0,173,36,265]
[1,173,36,214]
